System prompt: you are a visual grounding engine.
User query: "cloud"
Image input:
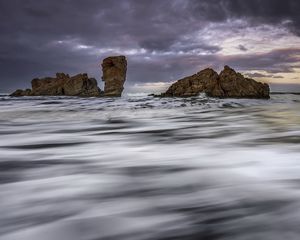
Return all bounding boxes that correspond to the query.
[245,73,284,79]
[237,45,248,52]
[0,0,300,92]
[129,82,172,94]
[219,48,300,73]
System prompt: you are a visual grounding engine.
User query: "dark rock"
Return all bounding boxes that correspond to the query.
[217,66,270,99]
[11,73,102,97]
[101,56,127,97]
[10,89,32,97]
[163,68,222,97]
[161,66,270,99]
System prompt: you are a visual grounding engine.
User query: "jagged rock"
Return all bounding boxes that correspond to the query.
[11,55,128,97]
[11,73,102,97]
[217,66,270,98]
[161,66,270,99]
[163,68,222,97]
[101,56,127,97]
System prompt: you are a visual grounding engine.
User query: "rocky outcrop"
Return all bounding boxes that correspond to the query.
[10,55,128,97]
[163,68,222,97]
[217,66,270,98]
[10,73,102,97]
[161,66,270,99]
[101,56,127,97]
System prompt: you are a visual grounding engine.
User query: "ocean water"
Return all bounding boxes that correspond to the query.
[0,93,300,240]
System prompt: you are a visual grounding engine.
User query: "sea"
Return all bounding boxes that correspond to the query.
[0,93,300,240]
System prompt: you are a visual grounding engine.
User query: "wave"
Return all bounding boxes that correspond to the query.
[0,93,300,239]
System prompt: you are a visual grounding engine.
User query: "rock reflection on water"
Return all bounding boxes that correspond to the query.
[0,94,300,240]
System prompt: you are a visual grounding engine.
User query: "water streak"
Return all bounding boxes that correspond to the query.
[0,94,300,239]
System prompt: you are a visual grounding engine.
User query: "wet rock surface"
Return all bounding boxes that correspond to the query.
[101,56,127,97]
[161,66,270,99]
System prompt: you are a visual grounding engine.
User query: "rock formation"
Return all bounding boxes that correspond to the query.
[160,66,270,99]
[10,73,102,97]
[101,56,127,97]
[10,55,128,97]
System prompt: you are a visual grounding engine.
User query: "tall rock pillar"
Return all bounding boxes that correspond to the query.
[101,56,127,97]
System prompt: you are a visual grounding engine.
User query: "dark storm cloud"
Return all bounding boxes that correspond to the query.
[0,0,299,92]
[245,73,284,79]
[237,45,248,52]
[223,0,300,35]
[220,48,300,73]
[188,0,300,33]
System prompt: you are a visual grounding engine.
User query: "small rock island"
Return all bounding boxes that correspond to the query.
[11,56,127,97]
[158,66,270,99]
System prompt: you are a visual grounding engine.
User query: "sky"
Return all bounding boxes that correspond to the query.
[0,0,300,93]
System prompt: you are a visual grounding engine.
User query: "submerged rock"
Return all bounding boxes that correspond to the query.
[160,66,270,99]
[10,73,102,97]
[101,56,127,97]
[10,89,32,97]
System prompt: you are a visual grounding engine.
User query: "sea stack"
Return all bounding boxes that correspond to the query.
[101,56,127,97]
[10,73,102,97]
[161,66,270,99]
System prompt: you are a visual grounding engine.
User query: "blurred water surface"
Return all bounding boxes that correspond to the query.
[0,93,300,240]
